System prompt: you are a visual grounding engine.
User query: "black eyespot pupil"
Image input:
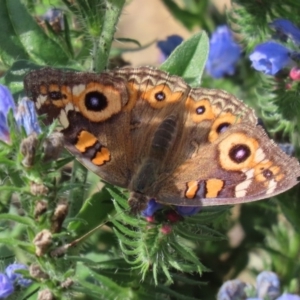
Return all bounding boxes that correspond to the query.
[217,122,231,134]
[155,91,165,101]
[196,106,205,115]
[85,91,107,111]
[49,91,63,100]
[263,169,273,179]
[229,144,251,163]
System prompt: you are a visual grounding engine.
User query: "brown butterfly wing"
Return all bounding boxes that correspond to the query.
[24,67,189,189]
[155,123,300,206]
[24,68,136,187]
[110,68,259,191]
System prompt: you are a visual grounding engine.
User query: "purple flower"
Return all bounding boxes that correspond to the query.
[276,294,300,300]
[5,264,32,287]
[205,25,241,78]
[141,199,163,217]
[249,41,292,75]
[176,206,201,216]
[269,19,300,45]
[256,271,280,300]
[217,279,246,300]
[157,35,183,62]
[0,86,41,143]
[0,273,14,298]
[15,98,41,136]
[0,84,15,143]
[41,8,64,31]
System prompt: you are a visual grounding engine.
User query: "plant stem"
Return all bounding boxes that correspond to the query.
[93,0,125,72]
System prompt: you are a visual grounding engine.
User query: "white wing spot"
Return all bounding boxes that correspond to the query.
[58,109,69,128]
[235,169,255,197]
[36,95,47,109]
[72,84,86,96]
[267,179,277,195]
[255,148,266,163]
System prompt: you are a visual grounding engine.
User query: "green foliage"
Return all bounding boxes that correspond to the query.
[160,31,209,86]
[107,186,227,283]
[228,0,300,51]
[227,1,300,145]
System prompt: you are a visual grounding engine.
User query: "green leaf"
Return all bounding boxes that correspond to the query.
[186,206,230,224]
[113,228,139,247]
[6,0,70,65]
[67,160,88,218]
[0,60,42,94]
[0,1,29,66]
[175,225,225,242]
[54,156,75,170]
[0,238,35,253]
[160,31,209,87]
[68,186,115,236]
[112,199,144,227]
[111,220,139,238]
[75,264,135,299]
[106,185,129,209]
[0,213,35,226]
[161,0,199,30]
[170,241,202,266]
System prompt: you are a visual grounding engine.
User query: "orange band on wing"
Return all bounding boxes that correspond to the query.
[92,147,111,165]
[75,130,98,152]
[185,180,199,199]
[205,179,224,198]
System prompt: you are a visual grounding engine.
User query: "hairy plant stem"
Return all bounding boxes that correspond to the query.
[92,0,125,72]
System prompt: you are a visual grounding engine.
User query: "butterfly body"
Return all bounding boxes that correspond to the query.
[24,67,300,213]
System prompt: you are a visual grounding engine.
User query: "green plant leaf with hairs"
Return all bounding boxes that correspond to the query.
[160,31,209,87]
[4,0,70,65]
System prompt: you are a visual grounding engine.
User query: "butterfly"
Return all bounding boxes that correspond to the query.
[24,66,300,214]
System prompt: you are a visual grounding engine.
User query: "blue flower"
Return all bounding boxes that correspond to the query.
[249,41,292,75]
[176,206,201,216]
[276,294,300,300]
[205,25,241,78]
[256,271,280,299]
[142,200,201,218]
[0,84,15,143]
[5,263,32,287]
[217,279,246,300]
[0,85,41,143]
[269,19,300,45]
[15,98,41,136]
[217,271,300,300]
[0,273,14,298]
[141,199,163,217]
[157,35,183,61]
